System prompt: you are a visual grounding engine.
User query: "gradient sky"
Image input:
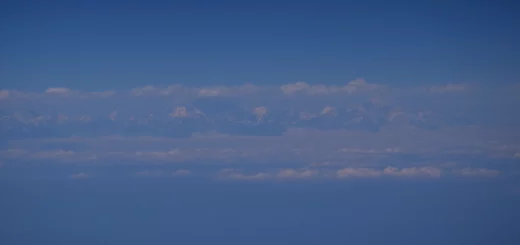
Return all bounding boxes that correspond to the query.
[1,0,519,91]
[2,2,520,244]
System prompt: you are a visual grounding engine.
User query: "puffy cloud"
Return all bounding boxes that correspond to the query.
[320,106,337,115]
[452,168,500,177]
[253,106,268,121]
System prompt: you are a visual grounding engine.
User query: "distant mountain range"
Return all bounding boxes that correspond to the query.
[0,102,473,140]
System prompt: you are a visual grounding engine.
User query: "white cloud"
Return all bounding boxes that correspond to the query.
[383,166,442,178]
[336,168,382,178]
[342,78,380,93]
[45,87,72,94]
[1,88,116,100]
[198,87,223,97]
[197,84,263,97]
[281,82,310,94]
[218,168,320,181]
[275,169,318,179]
[134,169,192,177]
[128,84,263,98]
[336,166,442,178]
[131,85,159,96]
[253,106,268,121]
[452,168,500,177]
[280,78,380,95]
[429,84,466,93]
[31,150,76,159]
[0,79,492,104]
[216,169,271,180]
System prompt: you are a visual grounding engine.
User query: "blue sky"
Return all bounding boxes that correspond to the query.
[2,1,520,244]
[1,0,519,90]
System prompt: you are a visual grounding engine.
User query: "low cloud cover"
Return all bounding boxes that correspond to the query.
[2,79,519,182]
[2,79,520,140]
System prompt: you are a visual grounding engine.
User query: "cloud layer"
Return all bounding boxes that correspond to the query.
[2,79,519,182]
[2,79,519,142]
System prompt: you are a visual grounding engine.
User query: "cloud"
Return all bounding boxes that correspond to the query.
[216,169,271,181]
[45,87,72,94]
[281,82,310,94]
[336,166,442,178]
[452,168,500,177]
[280,78,380,95]
[216,168,319,181]
[275,169,319,179]
[131,85,183,96]
[198,87,223,97]
[69,173,89,179]
[253,106,268,121]
[172,169,192,176]
[383,166,442,178]
[2,79,519,179]
[128,83,264,98]
[0,90,9,100]
[27,150,78,160]
[429,84,466,93]
[336,168,382,178]
[134,169,193,177]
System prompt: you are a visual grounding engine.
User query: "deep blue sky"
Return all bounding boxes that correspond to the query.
[1,0,519,91]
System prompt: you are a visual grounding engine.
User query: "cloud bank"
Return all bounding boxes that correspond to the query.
[2,79,519,182]
[2,79,519,142]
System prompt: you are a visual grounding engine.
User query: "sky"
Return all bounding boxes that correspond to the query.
[2,1,520,245]
[1,0,519,91]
